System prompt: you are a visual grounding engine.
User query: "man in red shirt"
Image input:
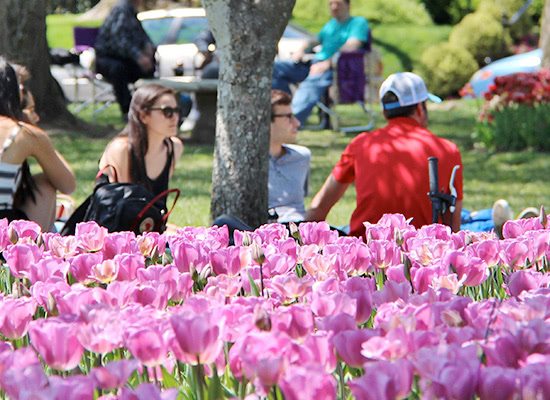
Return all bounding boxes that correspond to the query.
[306,72,463,238]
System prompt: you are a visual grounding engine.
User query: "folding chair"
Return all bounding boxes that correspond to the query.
[304,48,382,133]
[71,27,116,118]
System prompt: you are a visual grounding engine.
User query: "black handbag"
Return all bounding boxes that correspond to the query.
[61,167,180,236]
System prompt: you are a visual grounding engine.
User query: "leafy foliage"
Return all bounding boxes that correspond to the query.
[419,0,480,24]
[473,70,550,151]
[478,0,543,41]
[449,12,511,67]
[416,42,478,98]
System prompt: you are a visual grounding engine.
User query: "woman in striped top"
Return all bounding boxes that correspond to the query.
[0,57,75,231]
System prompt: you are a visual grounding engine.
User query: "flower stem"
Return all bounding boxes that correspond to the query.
[337,361,346,399]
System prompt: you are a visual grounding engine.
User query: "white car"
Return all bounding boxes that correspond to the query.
[137,8,314,77]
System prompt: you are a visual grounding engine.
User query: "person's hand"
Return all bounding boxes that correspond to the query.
[291,48,305,63]
[197,51,213,69]
[309,59,331,76]
[137,51,154,73]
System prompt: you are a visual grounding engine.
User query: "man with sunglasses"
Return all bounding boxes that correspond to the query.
[306,72,464,239]
[213,90,310,238]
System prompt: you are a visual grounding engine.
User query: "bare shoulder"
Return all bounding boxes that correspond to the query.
[100,136,129,168]
[170,136,184,159]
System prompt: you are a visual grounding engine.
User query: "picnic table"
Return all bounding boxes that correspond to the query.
[138,77,218,144]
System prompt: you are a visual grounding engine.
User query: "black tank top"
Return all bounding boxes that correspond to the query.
[148,138,174,197]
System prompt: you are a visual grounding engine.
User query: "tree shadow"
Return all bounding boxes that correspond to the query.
[372,38,413,72]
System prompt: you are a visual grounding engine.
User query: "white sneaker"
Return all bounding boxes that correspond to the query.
[492,199,513,239]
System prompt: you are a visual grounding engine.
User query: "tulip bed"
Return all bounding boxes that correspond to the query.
[0,213,550,399]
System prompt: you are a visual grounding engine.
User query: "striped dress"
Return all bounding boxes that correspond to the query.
[0,124,23,209]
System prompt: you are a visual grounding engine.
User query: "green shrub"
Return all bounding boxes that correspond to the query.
[449,12,511,66]
[416,42,478,98]
[420,0,481,24]
[477,0,539,40]
[292,0,433,29]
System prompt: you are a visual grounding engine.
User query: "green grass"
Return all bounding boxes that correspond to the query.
[46,14,101,50]
[48,99,550,229]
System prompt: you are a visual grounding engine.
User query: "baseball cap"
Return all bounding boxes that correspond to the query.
[379,72,442,110]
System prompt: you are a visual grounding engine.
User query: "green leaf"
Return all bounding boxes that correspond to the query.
[247,271,260,296]
[162,365,181,388]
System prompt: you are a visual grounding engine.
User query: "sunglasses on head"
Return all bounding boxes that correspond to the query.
[147,106,182,118]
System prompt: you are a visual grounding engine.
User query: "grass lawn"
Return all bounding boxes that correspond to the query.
[46,99,550,229]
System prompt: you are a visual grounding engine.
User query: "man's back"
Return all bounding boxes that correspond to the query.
[332,116,463,236]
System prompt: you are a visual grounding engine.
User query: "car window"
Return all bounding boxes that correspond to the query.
[141,17,179,46]
[174,17,208,44]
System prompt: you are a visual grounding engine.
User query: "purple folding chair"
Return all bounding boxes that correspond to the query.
[73,27,100,53]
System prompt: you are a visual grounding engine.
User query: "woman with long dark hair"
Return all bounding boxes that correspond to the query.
[99,83,184,198]
[0,56,75,231]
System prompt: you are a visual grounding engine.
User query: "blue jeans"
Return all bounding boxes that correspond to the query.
[272,61,333,125]
[461,208,494,232]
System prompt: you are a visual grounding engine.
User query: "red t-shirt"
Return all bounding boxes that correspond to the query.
[332,117,463,237]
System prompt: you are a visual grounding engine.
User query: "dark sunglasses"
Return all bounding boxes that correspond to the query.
[272,112,296,121]
[148,106,182,118]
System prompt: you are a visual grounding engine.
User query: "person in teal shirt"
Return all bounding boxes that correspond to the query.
[272,0,369,125]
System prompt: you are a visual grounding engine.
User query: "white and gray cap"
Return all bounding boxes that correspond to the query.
[379,72,442,110]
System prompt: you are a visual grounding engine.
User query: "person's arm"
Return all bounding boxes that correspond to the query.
[169,136,184,178]
[98,137,131,183]
[291,37,320,63]
[25,126,75,194]
[305,174,350,221]
[451,199,463,233]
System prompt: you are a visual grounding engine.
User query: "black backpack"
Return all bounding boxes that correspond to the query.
[61,171,179,236]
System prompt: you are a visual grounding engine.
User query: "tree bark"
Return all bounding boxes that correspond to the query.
[541,0,550,69]
[0,0,80,128]
[204,0,295,228]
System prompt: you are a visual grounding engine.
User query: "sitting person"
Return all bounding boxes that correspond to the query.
[99,83,184,203]
[94,0,155,120]
[194,28,219,79]
[306,72,464,238]
[272,0,370,125]
[213,89,311,237]
[0,57,76,231]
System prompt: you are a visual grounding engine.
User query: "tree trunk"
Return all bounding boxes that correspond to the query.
[204,0,295,228]
[0,0,80,128]
[541,0,550,69]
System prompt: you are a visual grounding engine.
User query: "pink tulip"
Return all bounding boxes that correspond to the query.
[91,259,119,283]
[29,257,69,284]
[468,239,500,266]
[303,253,338,281]
[269,274,313,301]
[518,363,550,399]
[124,325,170,367]
[102,231,139,259]
[411,264,438,293]
[69,252,103,284]
[278,365,337,400]
[502,218,543,239]
[30,278,71,313]
[77,306,124,354]
[205,275,242,298]
[28,375,95,400]
[171,240,209,273]
[298,221,338,247]
[499,239,530,269]
[373,279,411,306]
[47,234,78,258]
[229,331,292,394]
[115,253,145,281]
[298,332,337,372]
[506,270,545,297]
[170,311,223,365]
[118,383,179,400]
[28,316,84,371]
[263,252,295,277]
[348,358,413,400]
[0,218,10,251]
[333,329,377,367]
[0,296,36,339]
[8,220,42,242]
[317,313,358,334]
[477,366,518,400]
[0,347,47,399]
[444,250,489,286]
[250,223,289,244]
[369,240,402,269]
[137,231,166,256]
[362,325,412,361]
[272,303,315,340]
[4,242,42,279]
[210,246,250,276]
[75,221,108,252]
[90,359,139,390]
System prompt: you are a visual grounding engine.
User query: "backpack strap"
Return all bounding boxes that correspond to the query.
[0,123,22,161]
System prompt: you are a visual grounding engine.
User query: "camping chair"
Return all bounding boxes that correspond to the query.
[304,48,382,133]
[71,27,115,118]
